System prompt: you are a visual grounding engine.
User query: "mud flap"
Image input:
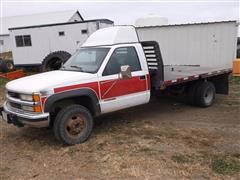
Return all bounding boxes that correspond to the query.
[210,73,230,95]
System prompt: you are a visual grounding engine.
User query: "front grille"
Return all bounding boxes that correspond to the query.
[8,91,20,98]
[6,91,39,114]
[7,91,22,110]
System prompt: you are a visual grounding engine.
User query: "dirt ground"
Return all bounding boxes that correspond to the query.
[0,79,239,180]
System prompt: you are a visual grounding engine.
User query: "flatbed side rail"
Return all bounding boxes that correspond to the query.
[163,68,232,87]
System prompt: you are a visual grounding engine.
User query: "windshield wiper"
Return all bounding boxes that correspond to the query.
[61,66,66,69]
[70,65,83,71]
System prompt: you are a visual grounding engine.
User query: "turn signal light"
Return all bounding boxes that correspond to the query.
[33,94,40,102]
[34,105,42,113]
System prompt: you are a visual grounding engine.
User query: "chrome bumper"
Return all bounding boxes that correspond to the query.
[1,102,50,128]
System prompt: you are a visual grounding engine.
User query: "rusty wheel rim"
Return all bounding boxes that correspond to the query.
[65,114,86,138]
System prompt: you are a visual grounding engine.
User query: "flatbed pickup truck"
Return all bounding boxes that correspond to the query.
[1,25,237,145]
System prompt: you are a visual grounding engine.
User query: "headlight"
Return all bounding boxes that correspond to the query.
[19,93,42,113]
[22,105,34,112]
[22,105,42,113]
[19,93,41,102]
[19,94,33,101]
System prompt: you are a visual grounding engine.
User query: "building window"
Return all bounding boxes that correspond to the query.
[15,35,32,47]
[81,29,88,34]
[59,31,65,36]
[0,40,3,46]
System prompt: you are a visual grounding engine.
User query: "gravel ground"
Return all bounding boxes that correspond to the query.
[0,80,239,179]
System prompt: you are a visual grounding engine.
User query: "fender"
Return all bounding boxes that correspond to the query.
[44,88,101,115]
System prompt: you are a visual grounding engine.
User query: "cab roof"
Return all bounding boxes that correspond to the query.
[82,26,139,47]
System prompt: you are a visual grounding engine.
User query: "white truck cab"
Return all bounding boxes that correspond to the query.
[1,25,236,145]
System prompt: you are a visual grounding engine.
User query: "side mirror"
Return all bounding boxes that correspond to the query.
[120,65,132,79]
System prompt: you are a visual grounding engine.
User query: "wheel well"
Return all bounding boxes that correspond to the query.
[49,96,96,123]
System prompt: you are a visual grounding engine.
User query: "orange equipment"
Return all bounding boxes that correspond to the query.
[0,70,25,80]
[232,59,240,76]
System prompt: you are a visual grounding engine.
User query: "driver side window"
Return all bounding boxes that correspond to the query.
[102,47,141,76]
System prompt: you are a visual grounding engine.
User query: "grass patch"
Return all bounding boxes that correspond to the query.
[138,147,164,156]
[171,154,193,164]
[211,155,240,175]
[171,152,240,175]
[0,78,7,87]
[229,75,240,85]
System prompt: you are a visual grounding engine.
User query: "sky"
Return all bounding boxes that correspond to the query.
[1,0,239,26]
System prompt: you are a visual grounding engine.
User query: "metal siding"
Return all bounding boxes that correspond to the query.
[136,22,237,68]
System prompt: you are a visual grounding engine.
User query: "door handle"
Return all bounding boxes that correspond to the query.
[139,75,146,80]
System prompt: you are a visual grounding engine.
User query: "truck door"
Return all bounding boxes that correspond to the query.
[99,46,150,113]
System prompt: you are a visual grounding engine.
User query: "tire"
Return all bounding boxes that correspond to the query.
[0,59,5,73]
[0,59,15,73]
[194,81,216,107]
[5,60,14,72]
[186,81,202,105]
[53,105,93,145]
[41,51,71,72]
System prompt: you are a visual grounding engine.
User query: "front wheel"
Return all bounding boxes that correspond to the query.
[53,105,93,145]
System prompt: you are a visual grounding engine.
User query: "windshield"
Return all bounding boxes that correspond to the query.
[61,47,110,73]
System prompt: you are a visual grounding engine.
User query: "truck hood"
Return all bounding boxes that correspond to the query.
[6,70,98,94]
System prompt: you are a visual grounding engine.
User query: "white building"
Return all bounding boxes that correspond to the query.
[0,10,83,53]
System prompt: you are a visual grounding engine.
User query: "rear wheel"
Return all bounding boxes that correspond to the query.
[53,105,93,145]
[195,81,215,107]
[187,81,216,107]
[196,81,216,107]
[186,81,202,105]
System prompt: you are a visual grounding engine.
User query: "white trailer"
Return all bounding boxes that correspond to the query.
[136,21,238,68]
[9,19,113,71]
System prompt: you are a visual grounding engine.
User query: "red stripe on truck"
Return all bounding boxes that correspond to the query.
[54,82,100,98]
[100,76,147,99]
[54,75,149,100]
